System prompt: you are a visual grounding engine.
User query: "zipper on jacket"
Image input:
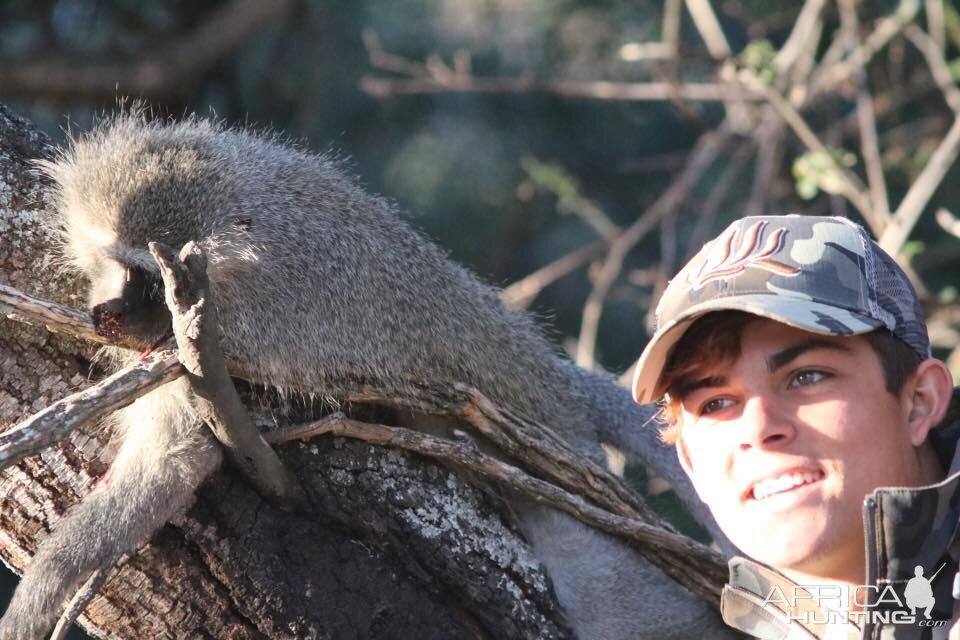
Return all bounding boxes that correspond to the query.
[862,495,878,640]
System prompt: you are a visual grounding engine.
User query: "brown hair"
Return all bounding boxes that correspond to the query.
[656,310,922,444]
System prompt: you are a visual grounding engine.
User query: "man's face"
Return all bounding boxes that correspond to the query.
[675,318,927,580]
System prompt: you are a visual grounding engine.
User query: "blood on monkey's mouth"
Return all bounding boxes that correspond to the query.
[749,469,825,501]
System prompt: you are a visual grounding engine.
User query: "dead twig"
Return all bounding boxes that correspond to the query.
[684,0,732,61]
[926,0,947,53]
[50,555,129,640]
[809,0,920,99]
[773,0,829,77]
[745,117,785,216]
[738,69,878,230]
[904,24,960,113]
[0,349,182,470]
[576,125,732,367]
[148,240,307,510]
[839,0,892,223]
[879,115,960,254]
[0,0,294,100]
[690,138,756,252]
[935,207,960,239]
[361,75,758,103]
[0,283,129,349]
[501,239,608,309]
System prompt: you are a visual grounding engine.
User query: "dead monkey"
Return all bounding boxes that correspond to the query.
[0,114,733,639]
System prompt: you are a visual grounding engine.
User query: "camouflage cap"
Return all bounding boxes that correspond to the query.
[631,215,930,404]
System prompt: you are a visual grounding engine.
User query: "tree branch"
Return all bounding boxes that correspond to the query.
[148,240,307,510]
[839,0,892,223]
[0,0,294,101]
[576,125,731,367]
[267,413,728,602]
[361,75,758,102]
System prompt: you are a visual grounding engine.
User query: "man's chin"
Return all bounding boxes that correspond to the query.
[730,526,830,570]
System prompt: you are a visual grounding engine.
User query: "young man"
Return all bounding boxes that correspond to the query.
[630,215,960,639]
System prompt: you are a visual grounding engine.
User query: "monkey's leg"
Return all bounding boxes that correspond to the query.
[0,379,223,640]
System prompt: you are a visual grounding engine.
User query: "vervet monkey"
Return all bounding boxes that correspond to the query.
[0,114,733,639]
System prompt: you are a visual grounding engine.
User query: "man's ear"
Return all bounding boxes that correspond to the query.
[904,358,954,447]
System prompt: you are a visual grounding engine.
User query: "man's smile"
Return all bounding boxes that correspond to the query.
[746,467,825,503]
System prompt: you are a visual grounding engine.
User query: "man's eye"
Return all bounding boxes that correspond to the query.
[790,370,829,388]
[698,397,734,415]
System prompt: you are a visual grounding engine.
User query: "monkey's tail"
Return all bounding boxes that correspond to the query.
[0,380,223,640]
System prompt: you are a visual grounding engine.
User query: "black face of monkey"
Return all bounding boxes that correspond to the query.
[89,260,170,347]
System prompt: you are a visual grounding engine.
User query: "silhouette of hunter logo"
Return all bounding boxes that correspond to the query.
[904,564,944,619]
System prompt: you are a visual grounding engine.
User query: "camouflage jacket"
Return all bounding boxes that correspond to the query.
[720,395,960,640]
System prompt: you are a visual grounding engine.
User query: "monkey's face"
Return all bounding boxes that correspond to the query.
[88,258,171,348]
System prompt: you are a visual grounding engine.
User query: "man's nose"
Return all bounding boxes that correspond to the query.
[738,395,795,450]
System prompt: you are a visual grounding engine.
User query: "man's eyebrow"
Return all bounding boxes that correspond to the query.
[767,339,852,373]
[672,375,727,399]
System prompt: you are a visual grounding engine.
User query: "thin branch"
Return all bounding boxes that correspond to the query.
[662,0,683,57]
[691,139,755,252]
[809,0,921,98]
[773,0,829,76]
[50,556,128,640]
[362,29,431,78]
[361,75,758,102]
[0,350,182,470]
[646,211,679,331]
[149,241,307,510]
[785,12,824,105]
[839,0,891,222]
[0,0,294,100]
[0,283,130,349]
[904,24,960,113]
[520,157,620,241]
[745,117,785,216]
[684,0,732,60]
[576,125,731,367]
[879,115,960,253]
[266,413,728,603]
[501,239,608,309]
[738,69,878,231]
[926,0,947,53]
[935,207,960,239]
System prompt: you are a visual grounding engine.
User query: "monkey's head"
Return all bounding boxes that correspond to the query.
[39,114,233,348]
[86,255,170,347]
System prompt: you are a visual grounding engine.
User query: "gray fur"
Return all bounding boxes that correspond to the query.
[0,114,730,639]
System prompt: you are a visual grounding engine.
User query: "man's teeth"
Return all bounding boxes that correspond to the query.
[752,471,822,501]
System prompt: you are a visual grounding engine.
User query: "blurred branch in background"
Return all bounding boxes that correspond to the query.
[0,0,293,101]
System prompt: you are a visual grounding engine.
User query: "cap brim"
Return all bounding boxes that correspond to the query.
[630,295,885,404]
